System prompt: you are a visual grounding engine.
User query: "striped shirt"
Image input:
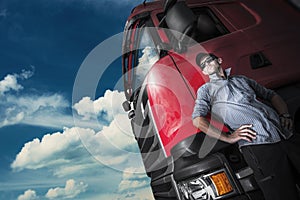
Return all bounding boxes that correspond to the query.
[192,69,292,147]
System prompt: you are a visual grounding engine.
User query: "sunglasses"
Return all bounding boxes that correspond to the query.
[200,55,218,69]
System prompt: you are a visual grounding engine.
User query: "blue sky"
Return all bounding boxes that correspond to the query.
[0,0,155,199]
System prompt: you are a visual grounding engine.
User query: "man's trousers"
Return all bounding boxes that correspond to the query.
[241,133,300,200]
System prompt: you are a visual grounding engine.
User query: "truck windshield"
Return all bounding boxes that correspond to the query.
[123,19,159,99]
[135,27,159,86]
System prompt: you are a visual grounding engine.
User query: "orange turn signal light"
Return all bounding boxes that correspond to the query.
[210,172,233,196]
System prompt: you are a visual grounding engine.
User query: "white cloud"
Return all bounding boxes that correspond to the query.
[73,90,125,121]
[0,74,23,95]
[0,69,127,130]
[0,67,77,129]
[45,179,88,199]
[9,85,151,198]
[122,167,148,180]
[118,167,149,192]
[19,67,35,79]
[1,108,25,127]
[11,117,140,174]
[0,93,72,128]
[10,88,142,174]
[18,189,38,200]
[0,67,34,95]
[97,114,135,149]
[11,127,93,171]
[7,93,69,112]
[9,114,151,200]
[0,89,128,130]
[135,43,159,85]
[53,163,99,177]
[119,180,149,192]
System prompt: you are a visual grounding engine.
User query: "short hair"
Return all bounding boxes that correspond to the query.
[196,52,218,69]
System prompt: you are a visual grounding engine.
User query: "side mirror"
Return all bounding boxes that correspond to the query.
[122,101,131,112]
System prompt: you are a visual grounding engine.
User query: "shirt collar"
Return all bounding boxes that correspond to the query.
[209,68,231,81]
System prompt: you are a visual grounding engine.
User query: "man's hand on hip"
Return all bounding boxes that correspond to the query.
[226,124,257,144]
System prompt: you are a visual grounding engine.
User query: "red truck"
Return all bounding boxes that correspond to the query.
[122,0,300,199]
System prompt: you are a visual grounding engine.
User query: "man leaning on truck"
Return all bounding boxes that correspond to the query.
[192,52,300,200]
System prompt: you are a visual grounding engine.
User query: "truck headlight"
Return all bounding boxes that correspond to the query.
[178,169,234,200]
[178,179,211,200]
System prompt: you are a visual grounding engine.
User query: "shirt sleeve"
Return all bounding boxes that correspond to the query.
[192,85,211,119]
[243,76,276,101]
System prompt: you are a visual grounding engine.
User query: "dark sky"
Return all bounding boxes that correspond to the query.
[0,0,155,199]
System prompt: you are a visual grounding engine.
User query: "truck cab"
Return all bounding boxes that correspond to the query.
[122,0,300,199]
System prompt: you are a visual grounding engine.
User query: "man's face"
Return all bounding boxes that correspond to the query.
[200,55,220,75]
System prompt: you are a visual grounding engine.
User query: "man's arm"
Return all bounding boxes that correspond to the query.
[245,76,293,131]
[271,94,293,131]
[271,94,289,115]
[192,116,256,144]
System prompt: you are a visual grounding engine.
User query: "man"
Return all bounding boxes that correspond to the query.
[192,52,300,200]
